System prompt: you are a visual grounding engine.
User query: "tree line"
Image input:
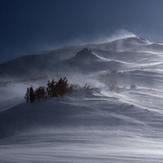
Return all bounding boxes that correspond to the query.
[25,77,73,103]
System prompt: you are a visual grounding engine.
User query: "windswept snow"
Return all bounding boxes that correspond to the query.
[1,34,163,162]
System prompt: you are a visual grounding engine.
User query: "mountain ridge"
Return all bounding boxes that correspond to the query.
[0,35,162,80]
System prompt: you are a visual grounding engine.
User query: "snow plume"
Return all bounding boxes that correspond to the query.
[34,30,138,52]
[82,29,138,45]
[103,29,137,43]
[73,29,137,45]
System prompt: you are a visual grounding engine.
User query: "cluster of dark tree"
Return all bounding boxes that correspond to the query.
[25,77,73,103]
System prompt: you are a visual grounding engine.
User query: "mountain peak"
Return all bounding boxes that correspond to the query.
[68,48,100,63]
[75,48,97,60]
[76,48,92,56]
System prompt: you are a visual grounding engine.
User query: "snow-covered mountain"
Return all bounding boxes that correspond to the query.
[1,35,163,79]
[1,34,163,162]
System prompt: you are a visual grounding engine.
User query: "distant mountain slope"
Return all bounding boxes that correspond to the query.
[65,48,125,72]
[0,47,82,78]
[0,35,163,80]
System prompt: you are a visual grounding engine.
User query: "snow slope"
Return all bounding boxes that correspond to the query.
[1,33,163,162]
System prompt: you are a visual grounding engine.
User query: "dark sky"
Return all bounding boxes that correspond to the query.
[1,0,163,62]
